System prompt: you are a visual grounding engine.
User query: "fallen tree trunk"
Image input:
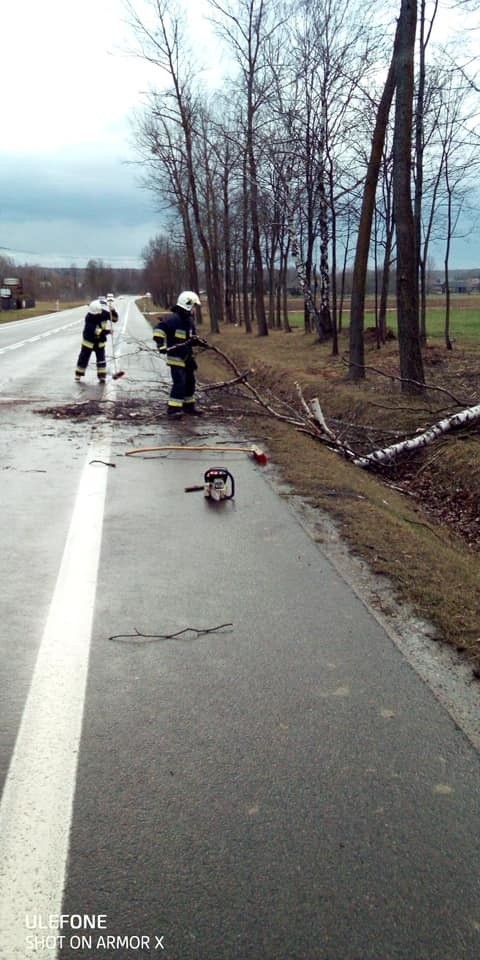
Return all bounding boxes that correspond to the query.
[353,403,480,469]
[156,336,480,470]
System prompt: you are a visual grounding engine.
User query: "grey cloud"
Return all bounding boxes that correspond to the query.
[0,149,154,227]
[0,145,163,265]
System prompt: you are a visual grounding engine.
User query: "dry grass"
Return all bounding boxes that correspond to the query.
[197,323,480,672]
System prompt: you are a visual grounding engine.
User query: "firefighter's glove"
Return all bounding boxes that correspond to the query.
[94,326,102,337]
[157,346,167,355]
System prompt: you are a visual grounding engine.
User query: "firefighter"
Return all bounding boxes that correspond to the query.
[75,298,118,383]
[153,291,202,418]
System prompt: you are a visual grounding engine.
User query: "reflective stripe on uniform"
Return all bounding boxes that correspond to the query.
[82,338,94,349]
[167,398,183,408]
[167,357,186,367]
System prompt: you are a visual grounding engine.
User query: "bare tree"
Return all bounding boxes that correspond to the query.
[207,0,288,336]
[125,0,220,329]
[125,0,480,356]
[141,235,189,305]
[138,108,202,299]
[84,259,114,299]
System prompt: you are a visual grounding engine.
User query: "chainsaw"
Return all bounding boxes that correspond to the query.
[185,467,235,501]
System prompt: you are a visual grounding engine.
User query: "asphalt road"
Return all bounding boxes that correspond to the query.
[0,300,479,960]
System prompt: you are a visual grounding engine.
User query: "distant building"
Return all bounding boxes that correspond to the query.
[434,277,480,295]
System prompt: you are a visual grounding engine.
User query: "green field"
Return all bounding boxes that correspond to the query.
[286,294,480,341]
[419,299,480,339]
[3,294,480,341]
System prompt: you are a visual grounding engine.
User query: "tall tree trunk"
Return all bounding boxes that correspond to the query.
[317,97,333,343]
[241,154,252,333]
[318,172,333,342]
[415,0,439,344]
[348,19,401,380]
[415,0,427,344]
[223,160,235,325]
[393,0,426,394]
[444,160,453,350]
[329,197,339,356]
[304,236,315,332]
[205,164,225,328]
[248,143,268,335]
[338,211,352,333]
[378,215,394,342]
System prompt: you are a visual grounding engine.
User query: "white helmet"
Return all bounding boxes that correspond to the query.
[88,299,104,314]
[176,290,200,311]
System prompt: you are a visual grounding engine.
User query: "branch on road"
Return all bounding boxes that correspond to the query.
[108,623,234,643]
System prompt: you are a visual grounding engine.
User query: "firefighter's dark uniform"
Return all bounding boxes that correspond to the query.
[153,306,199,414]
[75,302,118,382]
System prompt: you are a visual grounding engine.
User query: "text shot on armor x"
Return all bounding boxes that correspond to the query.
[75,295,119,383]
[153,291,202,418]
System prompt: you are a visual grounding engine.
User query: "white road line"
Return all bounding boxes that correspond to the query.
[0,321,80,356]
[0,428,113,960]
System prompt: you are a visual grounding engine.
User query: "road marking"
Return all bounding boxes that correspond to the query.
[0,321,80,356]
[0,428,113,960]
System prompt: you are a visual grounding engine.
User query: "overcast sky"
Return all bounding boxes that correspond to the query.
[1,0,215,270]
[1,1,479,272]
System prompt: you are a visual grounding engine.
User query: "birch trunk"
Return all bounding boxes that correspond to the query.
[285,201,323,333]
[354,404,480,469]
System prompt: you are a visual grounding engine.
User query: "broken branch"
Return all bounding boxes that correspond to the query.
[201,371,250,392]
[108,622,234,642]
[342,356,472,406]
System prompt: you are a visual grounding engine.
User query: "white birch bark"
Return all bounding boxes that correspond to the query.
[309,398,336,439]
[354,403,480,468]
